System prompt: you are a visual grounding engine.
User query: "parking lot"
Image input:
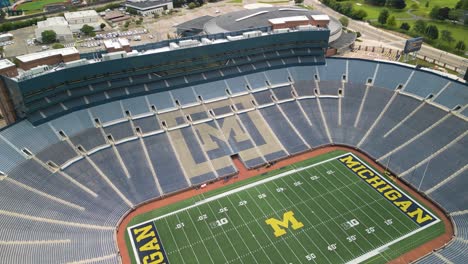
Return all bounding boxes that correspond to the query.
[2,1,270,57]
[79,28,148,48]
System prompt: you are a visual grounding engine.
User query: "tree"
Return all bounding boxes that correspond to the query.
[365,0,386,6]
[100,23,106,30]
[136,17,143,25]
[52,43,65,49]
[425,0,429,8]
[386,0,406,9]
[126,7,138,15]
[340,3,353,15]
[80,24,94,36]
[438,7,450,20]
[351,9,368,20]
[173,0,186,8]
[41,30,57,44]
[455,40,466,51]
[425,25,439,39]
[378,9,389,25]
[429,6,440,19]
[448,9,464,21]
[387,16,396,27]
[455,0,468,9]
[339,16,349,27]
[413,19,427,33]
[441,30,454,44]
[188,2,197,9]
[400,22,411,31]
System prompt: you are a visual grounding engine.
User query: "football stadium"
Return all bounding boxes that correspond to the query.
[0,10,466,264]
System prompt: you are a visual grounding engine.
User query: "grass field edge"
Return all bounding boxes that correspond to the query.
[127,152,351,230]
[126,151,442,264]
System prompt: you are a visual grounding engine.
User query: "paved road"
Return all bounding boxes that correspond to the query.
[306,0,468,73]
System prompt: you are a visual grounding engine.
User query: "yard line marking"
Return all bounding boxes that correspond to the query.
[174,214,201,263]
[227,194,390,264]
[333,153,439,226]
[162,218,187,264]
[193,205,230,263]
[225,195,275,263]
[269,180,330,264]
[303,164,393,255]
[327,161,417,233]
[167,180,381,256]
[250,185,305,263]
[127,152,441,264]
[281,176,355,262]
[213,199,260,264]
[311,164,398,243]
[183,210,216,264]
[128,153,351,228]
[204,201,248,264]
[239,191,290,264]
[326,156,441,264]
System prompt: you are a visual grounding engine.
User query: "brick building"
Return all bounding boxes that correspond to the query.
[15,47,80,71]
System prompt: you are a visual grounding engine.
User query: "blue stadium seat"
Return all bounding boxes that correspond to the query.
[143,133,189,194]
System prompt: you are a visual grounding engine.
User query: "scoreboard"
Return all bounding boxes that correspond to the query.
[404,37,423,54]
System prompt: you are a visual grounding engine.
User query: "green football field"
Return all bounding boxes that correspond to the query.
[126,151,445,264]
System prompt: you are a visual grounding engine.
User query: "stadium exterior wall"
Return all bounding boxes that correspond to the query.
[5,29,330,122]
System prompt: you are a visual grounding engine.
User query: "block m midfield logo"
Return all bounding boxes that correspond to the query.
[265,211,305,237]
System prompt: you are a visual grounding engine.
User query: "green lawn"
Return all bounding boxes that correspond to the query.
[341,0,413,20]
[17,0,67,13]
[342,0,460,20]
[410,0,459,19]
[400,20,467,52]
[125,151,444,264]
[337,0,467,56]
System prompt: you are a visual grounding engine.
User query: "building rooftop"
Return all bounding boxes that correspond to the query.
[16,47,79,63]
[268,15,309,25]
[203,7,341,35]
[104,38,129,49]
[37,17,68,28]
[64,10,99,20]
[0,59,15,69]
[125,0,172,9]
[104,10,125,20]
[311,14,330,21]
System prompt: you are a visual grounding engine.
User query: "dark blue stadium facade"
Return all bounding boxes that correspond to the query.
[0,28,466,263]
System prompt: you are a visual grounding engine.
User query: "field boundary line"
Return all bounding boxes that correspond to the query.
[349,153,440,222]
[341,153,441,264]
[346,219,440,264]
[127,152,351,229]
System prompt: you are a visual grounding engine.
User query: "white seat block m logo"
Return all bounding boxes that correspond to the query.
[265,211,304,237]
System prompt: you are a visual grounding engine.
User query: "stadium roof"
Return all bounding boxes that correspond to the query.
[125,0,172,10]
[203,7,341,35]
[175,15,214,31]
